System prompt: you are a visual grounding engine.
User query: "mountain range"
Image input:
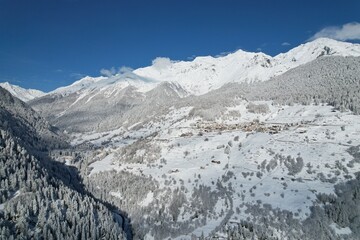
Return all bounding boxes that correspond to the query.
[21,38,359,133]
[3,38,360,102]
[1,38,360,239]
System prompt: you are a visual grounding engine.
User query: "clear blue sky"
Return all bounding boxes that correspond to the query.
[1,0,359,91]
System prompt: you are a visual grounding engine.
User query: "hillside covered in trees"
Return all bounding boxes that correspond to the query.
[0,87,129,239]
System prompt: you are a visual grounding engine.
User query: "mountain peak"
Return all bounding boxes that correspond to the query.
[273,38,360,70]
[291,37,359,53]
[306,37,355,45]
[0,82,45,102]
[52,71,158,97]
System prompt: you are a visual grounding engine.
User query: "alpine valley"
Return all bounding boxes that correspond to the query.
[1,38,360,239]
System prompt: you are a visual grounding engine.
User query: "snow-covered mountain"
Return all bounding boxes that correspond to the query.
[4,38,360,239]
[52,72,158,96]
[65,55,360,238]
[40,38,360,98]
[0,82,45,102]
[37,38,359,99]
[29,38,360,133]
[134,38,360,95]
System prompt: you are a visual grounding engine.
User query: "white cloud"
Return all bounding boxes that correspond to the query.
[118,66,133,74]
[152,57,172,70]
[100,67,116,77]
[100,66,134,77]
[70,72,85,79]
[281,42,291,46]
[309,22,360,41]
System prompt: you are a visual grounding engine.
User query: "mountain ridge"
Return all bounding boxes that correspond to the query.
[134,38,360,95]
[45,38,360,97]
[3,38,360,102]
[0,82,45,102]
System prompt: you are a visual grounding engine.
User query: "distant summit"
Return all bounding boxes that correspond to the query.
[0,82,45,102]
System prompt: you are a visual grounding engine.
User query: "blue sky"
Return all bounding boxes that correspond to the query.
[1,0,359,92]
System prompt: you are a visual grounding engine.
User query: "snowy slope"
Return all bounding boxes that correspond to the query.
[0,82,45,102]
[52,72,158,96]
[78,101,360,239]
[134,38,360,95]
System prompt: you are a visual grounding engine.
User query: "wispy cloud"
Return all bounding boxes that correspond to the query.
[215,51,232,57]
[0,76,23,84]
[255,43,268,52]
[100,67,117,77]
[152,57,173,70]
[100,66,134,77]
[187,55,197,60]
[281,42,291,46]
[70,72,86,79]
[118,66,133,74]
[309,22,360,41]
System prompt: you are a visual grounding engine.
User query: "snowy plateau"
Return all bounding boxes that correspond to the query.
[1,38,360,239]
